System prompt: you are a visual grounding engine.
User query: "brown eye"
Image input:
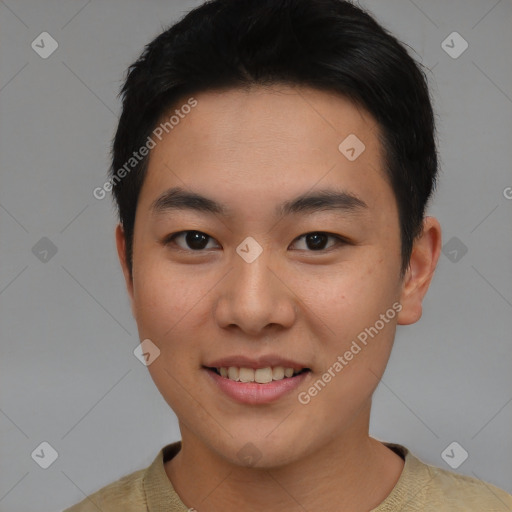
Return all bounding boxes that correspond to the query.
[291,232,346,251]
[165,230,220,251]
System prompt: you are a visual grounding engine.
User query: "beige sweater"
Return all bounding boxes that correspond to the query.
[63,441,512,511]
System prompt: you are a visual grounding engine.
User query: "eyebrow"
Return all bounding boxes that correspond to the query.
[150,186,369,219]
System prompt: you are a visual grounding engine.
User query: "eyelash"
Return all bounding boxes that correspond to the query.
[162,230,350,253]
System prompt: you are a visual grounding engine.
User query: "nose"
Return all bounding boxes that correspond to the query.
[213,244,297,336]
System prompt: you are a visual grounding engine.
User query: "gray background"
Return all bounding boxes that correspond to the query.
[1,0,511,510]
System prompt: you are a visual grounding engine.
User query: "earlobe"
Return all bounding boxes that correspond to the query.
[115,224,136,315]
[397,216,442,325]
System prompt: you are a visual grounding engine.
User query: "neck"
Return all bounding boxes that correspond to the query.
[165,408,404,512]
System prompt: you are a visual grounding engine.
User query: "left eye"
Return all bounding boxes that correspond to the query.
[290,232,346,251]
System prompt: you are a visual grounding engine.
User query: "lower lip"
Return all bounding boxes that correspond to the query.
[204,368,310,405]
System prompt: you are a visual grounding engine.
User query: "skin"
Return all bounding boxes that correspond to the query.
[116,84,442,511]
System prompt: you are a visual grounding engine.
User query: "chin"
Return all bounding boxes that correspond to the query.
[203,430,309,469]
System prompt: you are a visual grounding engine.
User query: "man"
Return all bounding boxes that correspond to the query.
[65,0,512,510]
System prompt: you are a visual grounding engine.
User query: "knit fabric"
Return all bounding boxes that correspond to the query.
[63,441,512,511]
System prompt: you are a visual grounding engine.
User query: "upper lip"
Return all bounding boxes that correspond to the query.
[204,355,310,371]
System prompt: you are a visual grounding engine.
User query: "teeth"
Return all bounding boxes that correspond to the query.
[255,367,272,383]
[228,367,239,381]
[239,367,254,382]
[216,366,305,382]
[272,366,285,380]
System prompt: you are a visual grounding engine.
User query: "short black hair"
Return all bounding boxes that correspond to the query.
[110,0,438,278]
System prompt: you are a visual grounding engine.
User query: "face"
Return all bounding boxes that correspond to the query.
[117,84,438,468]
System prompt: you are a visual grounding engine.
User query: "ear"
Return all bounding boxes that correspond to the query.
[115,223,136,317]
[397,216,442,325]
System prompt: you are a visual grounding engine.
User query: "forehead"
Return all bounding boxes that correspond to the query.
[139,85,393,218]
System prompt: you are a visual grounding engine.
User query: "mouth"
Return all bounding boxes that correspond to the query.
[203,365,312,404]
[205,366,311,383]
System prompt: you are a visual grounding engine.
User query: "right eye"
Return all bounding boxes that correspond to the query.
[163,230,221,251]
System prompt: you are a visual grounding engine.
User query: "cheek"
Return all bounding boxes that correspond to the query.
[298,257,399,387]
[132,257,209,344]
[132,261,208,407]
[299,257,397,328]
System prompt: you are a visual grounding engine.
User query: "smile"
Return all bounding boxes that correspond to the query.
[204,366,311,404]
[209,366,309,383]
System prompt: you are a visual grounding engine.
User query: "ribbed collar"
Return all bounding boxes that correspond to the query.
[143,441,433,511]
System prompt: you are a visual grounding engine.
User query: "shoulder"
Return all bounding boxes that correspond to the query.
[62,467,147,512]
[390,444,512,511]
[61,442,184,512]
[420,461,512,510]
